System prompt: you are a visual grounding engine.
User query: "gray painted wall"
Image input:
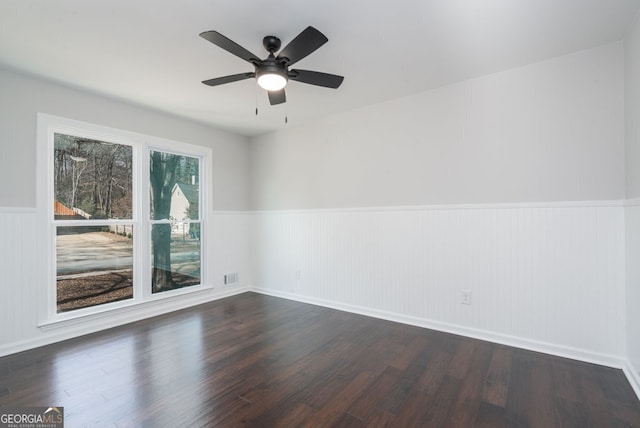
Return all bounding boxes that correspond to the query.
[628,17,640,199]
[0,66,251,210]
[250,42,625,210]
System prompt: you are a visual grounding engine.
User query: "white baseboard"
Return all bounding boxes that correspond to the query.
[252,287,627,370]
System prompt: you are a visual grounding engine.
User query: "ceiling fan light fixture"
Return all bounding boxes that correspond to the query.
[257,72,287,91]
[256,66,288,91]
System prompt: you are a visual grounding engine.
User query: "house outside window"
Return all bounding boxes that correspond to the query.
[149,151,201,294]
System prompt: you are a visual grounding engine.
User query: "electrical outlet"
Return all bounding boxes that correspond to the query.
[294,270,301,281]
[461,289,472,305]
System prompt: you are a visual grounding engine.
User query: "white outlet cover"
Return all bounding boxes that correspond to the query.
[461,290,472,305]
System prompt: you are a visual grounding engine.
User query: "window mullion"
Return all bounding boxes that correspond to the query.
[138,145,151,300]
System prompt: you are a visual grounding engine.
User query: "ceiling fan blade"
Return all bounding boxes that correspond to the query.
[200,31,261,65]
[289,69,344,89]
[202,72,255,87]
[268,89,286,105]
[276,26,328,66]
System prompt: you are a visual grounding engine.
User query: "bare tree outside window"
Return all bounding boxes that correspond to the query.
[54,134,132,220]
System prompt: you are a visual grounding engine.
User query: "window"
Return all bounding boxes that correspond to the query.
[38,114,211,322]
[149,151,201,294]
[54,134,134,312]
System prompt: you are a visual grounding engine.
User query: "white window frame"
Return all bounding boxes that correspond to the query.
[37,113,213,325]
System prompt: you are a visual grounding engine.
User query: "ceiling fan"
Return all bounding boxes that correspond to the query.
[199,26,344,105]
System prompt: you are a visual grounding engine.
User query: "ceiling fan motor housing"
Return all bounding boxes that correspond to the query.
[263,36,282,53]
[256,64,288,78]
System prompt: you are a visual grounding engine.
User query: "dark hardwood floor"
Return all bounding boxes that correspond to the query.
[1,292,639,427]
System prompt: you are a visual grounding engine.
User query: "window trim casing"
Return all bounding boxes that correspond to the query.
[37,113,213,326]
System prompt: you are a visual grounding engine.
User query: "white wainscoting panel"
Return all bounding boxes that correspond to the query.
[0,204,629,369]
[211,211,254,288]
[253,203,626,364]
[0,208,38,349]
[625,201,640,396]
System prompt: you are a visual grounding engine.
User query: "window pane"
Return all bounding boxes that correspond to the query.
[151,223,201,293]
[56,227,134,313]
[54,133,133,220]
[149,151,199,221]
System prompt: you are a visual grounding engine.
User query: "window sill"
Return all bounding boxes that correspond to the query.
[39,284,216,332]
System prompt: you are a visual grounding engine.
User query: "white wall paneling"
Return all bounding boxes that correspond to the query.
[625,200,640,397]
[211,211,254,288]
[253,202,626,366]
[0,203,633,385]
[0,208,38,350]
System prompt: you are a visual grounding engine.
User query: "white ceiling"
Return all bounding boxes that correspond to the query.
[1,0,639,137]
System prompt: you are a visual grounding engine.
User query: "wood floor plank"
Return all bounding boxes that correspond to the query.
[420,375,462,426]
[529,353,561,427]
[475,401,510,428]
[309,370,377,426]
[346,365,404,421]
[482,345,512,407]
[446,340,494,427]
[363,409,397,427]
[272,403,317,428]
[389,335,430,370]
[554,396,589,428]
[551,358,582,403]
[597,365,640,406]
[447,339,476,379]
[578,363,622,428]
[417,349,452,395]
[609,400,640,427]
[0,292,638,427]
[505,349,536,426]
